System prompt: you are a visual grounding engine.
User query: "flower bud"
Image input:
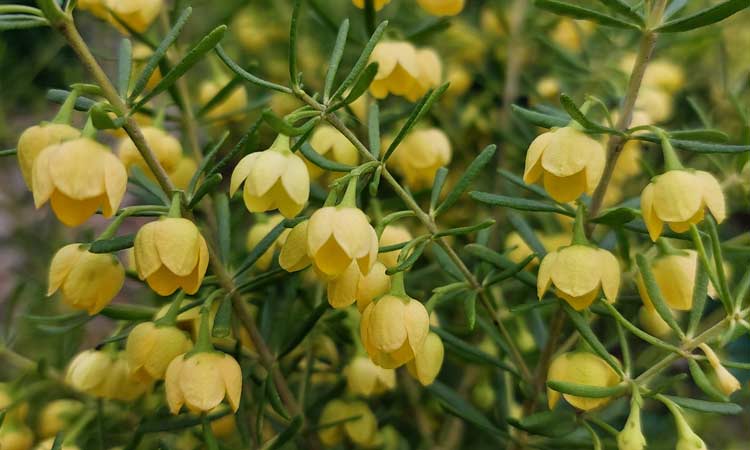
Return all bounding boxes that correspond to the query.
[352,0,391,11]
[199,78,248,124]
[550,19,595,52]
[671,405,708,450]
[378,225,414,269]
[117,127,183,180]
[134,218,210,296]
[32,137,127,226]
[369,42,442,102]
[230,136,309,218]
[345,355,396,397]
[361,294,430,368]
[165,351,242,414]
[636,251,698,311]
[125,322,193,382]
[536,77,561,101]
[168,156,198,191]
[417,0,465,16]
[407,332,444,386]
[246,215,285,271]
[48,244,125,315]
[700,344,740,396]
[0,421,33,450]
[65,350,148,401]
[318,400,379,447]
[641,169,725,241]
[16,123,79,188]
[279,220,312,272]
[538,244,620,310]
[617,396,646,450]
[106,0,163,33]
[387,128,452,190]
[306,125,359,180]
[307,206,378,278]
[638,306,672,338]
[37,399,84,439]
[547,352,621,411]
[523,127,606,203]
[642,60,685,94]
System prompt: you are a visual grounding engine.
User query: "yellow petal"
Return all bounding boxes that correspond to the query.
[356,261,391,312]
[281,154,310,206]
[143,326,192,380]
[49,191,103,227]
[62,252,124,314]
[653,253,696,310]
[369,295,408,353]
[165,355,186,414]
[48,244,84,295]
[549,245,602,298]
[696,170,726,223]
[407,332,444,385]
[370,42,400,80]
[523,131,552,184]
[307,207,336,254]
[146,266,181,296]
[543,170,586,203]
[247,150,287,197]
[537,251,556,299]
[32,145,55,207]
[103,153,127,217]
[355,228,379,275]
[155,218,200,277]
[17,123,79,188]
[640,182,663,241]
[652,171,702,223]
[280,221,311,272]
[540,127,589,177]
[344,402,378,446]
[327,262,359,308]
[134,221,162,279]
[229,153,258,197]
[273,182,305,218]
[218,354,243,412]
[333,208,372,259]
[403,298,430,356]
[557,287,600,311]
[598,249,620,303]
[126,322,158,376]
[48,139,107,200]
[180,353,226,412]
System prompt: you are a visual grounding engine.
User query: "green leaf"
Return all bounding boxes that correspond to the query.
[234,219,288,277]
[188,131,230,195]
[129,167,170,205]
[207,119,262,177]
[279,302,329,358]
[298,142,354,172]
[470,192,574,215]
[688,359,729,402]
[534,0,641,29]
[431,327,515,373]
[560,94,621,135]
[140,409,231,433]
[323,19,350,101]
[265,377,291,420]
[215,45,292,94]
[368,102,380,158]
[0,14,49,30]
[129,7,192,102]
[266,416,303,450]
[464,244,537,288]
[664,395,742,415]
[546,380,626,398]
[385,239,429,275]
[669,129,729,143]
[0,148,16,157]
[511,104,569,129]
[429,167,449,213]
[340,62,379,105]
[497,169,555,200]
[507,410,577,438]
[434,220,495,238]
[289,0,302,87]
[634,135,750,154]
[635,254,685,338]
[134,25,227,109]
[596,0,644,24]
[211,295,232,338]
[405,16,452,40]
[484,255,536,287]
[657,0,750,32]
[427,382,508,439]
[99,304,158,321]
[188,173,222,208]
[117,39,132,98]
[435,145,496,216]
[688,248,710,336]
[89,234,135,253]
[215,193,231,264]
[464,292,477,330]
[507,212,547,257]
[47,89,95,112]
[591,206,640,226]
[262,110,318,137]
[562,304,623,376]
[331,20,388,100]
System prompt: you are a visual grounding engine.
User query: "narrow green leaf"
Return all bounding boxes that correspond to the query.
[497,169,555,200]
[669,129,729,143]
[507,212,547,258]
[507,411,577,438]
[464,244,537,288]
[688,250,710,336]
[367,102,380,158]
[215,194,231,264]
[234,219,288,277]
[140,409,230,432]
[207,119,262,177]
[688,359,729,402]
[562,304,623,376]
[50,434,63,450]
[664,395,742,415]
[634,135,750,153]
[331,20,388,100]
[129,7,192,102]
[99,304,158,321]
[432,327,513,372]
[560,94,621,135]
[196,75,244,118]
[262,110,318,137]
[340,62,379,106]
[464,292,477,330]
[591,206,640,226]
[289,0,302,87]
[323,19,350,101]
[429,167,449,214]
[427,382,508,439]
[265,377,291,420]
[657,0,750,32]
[385,239,429,275]
[484,255,536,287]
[298,142,354,172]
[117,39,132,98]
[89,234,135,254]
[512,104,569,128]
[0,148,17,157]
[188,174,222,208]
[470,192,574,215]
[596,0,644,24]
[188,131,230,195]
[215,45,292,93]
[636,254,685,338]
[212,295,232,338]
[547,380,626,398]
[47,89,95,112]
[405,16,452,40]
[266,416,303,450]
[435,145,496,216]
[134,25,227,109]
[434,220,495,238]
[279,303,329,358]
[534,0,641,29]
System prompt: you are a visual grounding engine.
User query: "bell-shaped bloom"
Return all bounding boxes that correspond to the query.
[307,206,378,278]
[547,352,621,411]
[16,123,79,188]
[318,400,379,447]
[417,0,465,16]
[523,127,605,203]
[387,128,452,190]
[48,244,125,315]
[538,244,620,310]
[165,351,242,414]
[199,78,248,124]
[641,169,725,241]
[642,60,685,94]
[32,138,127,226]
[134,218,210,296]
[407,332,444,386]
[378,225,413,268]
[37,399,83,439]
[356,261,391,311]
[352,0,391,10]
[344,355,396,397]
[106,0,163,33]
[635,87,673,122]
[230,136,309,218]
[0,421,33,450]
[360,295,430,369]
[306,125,359,180]
[369,42,442,102]
[700,344,740,396]
[168,156,198,190]
[246,215,285,271]
[117,127,183,179]
[636,251,699,311]
[327,260,391,310]
[125,322,193,382]
[65,350,148,401]
[279,220,311,272]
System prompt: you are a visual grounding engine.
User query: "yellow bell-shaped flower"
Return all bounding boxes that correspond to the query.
[369,42,442,102]
[523,127,606,203]
[378,225,413,269]
[16,123,79,188]
[306,125,359,180]
[37,399,83,439]
[117,127,183,179]
[538,244,620,310]
[417,0,465,16]
[47,244,125,315]
[279,220,312,272]
[617,396,646,450]
[232,8,286,51]
[307,206,378,278]
[360,294,430,369]
[356,261,391,311]
[125,321,193,382]
[345,355,396,397]
[642,60,685,94]
[106,0,163,33]
[327,259,391,310]
[168,156,198,190]
[199,77,248,124]
[134,218,210,296]
[164,351,242,414]
[550,19,595,52]
[406,331,444,386]
[387,128,452,190]
[636,251,699,311]
[0,420,33,450]
[641,170,725,241]
[32,138,127,227]
[65,350,148,401]
[246,215,285,271]
[547,352,621,411]
[700,344,740,396]
[230,135,309,218]
[318,400,379,447]
[635,87,673,123]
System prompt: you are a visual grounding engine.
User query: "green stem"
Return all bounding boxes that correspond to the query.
[167,193,182,218]
[63,408,96,445]
[81,115,97,138]
[193,303,215,354]
[654,127,683,171]
[155,292,185,327]
[389,272,407,297]
[96,205,167,240]
[340,175,359,208]
[689,225,731,313]
[270,134,292,153]
[706,216,734,311]
[571,203,589,245]
[52,88,80,124]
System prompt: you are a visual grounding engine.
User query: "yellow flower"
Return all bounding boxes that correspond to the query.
[47,244,125,315]
[34,439,79,450]
[134,218,210,296]
[617,398,646,450]
[699,344,740,396]
[641,60,685,94]
[369,42,442,102]
[246,215,285,271]
[306,125,359,180]
[387,128,452,190]
[538,244,620,310]
[199,78,248,123]
[641,170,725,241]
[65,350,148,401]
[16,123,79,188]
[106,0,163,33]
[407,332,444,386]
[37,399,83,439]
[0,421,33,450]
[168,156,198,190]
[550,19,595,52]
[307,206,378,278]
[536,76,561,101]
[523,127,606,203]
[378,225,413,269]
[318,400,379,447]
[417,0,465,16]
[209,406,237,438]
[547,352,621,411]
[445,65,473,98]
[279,220,312,272]
[360,294,430,369]
[125,322,193,382]
[352,0,391,11]
[231,8,287,51]
[356,261,391,311]
[635,87,673,122]
[636,251,698,311]
[117,127,183,179]
[165,351,242,414]
[77,0,109,19]
[327,259,391,310]
[638,306,672,338]
[230,136,309,218]
[504,232,569,268]
[345,355,396,397]
[32,138,127,227]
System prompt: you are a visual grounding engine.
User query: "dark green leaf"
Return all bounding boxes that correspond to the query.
[560,94,621,134]
[534,0,640,29]
[215,45,292,94]
[332,21,388,100]
[368,102,380,158]
[669,129,729,143]
[298,142,354,172]
[634,135,750,153]
[99,304,158,321]
[341,63,379,105]
[279,303,329,358]
[212,295,232,338]
[688,359,729,402]
[215,194,231,265]
[562,304,623,376]
[464,292,477,330]
[507,410,578,438]
[512,104,568,129]
[265,377,291,420]
[323,19,350,101]
[262,110,318,137]
[435,145,496,216]
[47,89,95,112]
[591,206,640,226]
[657,0,750,32]
[188,173,222,208]
[596,0,644,24]
[385,239,429,275]
[664,395,742,414]
[188,131,230,195]
[434,220,495,238]
[267,416,303,450]
[429,167,449,213]
[233,219,288,277]
[427,382,508,439]
[464,244,537,288]
[470,192,574,215]
[289,0,302,87]
[0,15,49,30]
[117,39,132,98]
[688,249,710,336]
[89,234,135,253]
[546,380,626,398]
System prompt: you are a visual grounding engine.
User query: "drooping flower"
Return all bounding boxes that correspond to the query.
[106,0,163,33]
[168,156,198,190]
[37,400,84,439]
[246,215,285,271]
[318,400,379,447]
[636,250,699,311]
[406,332,444,386]
[165,351,242,414]
[16,123,79,188]
[700,344,741,397]
[307,206,378,278]
[198,77,248,124]
[369,42,442,102]
[65,350,148,401]
[125,321,193,382]
[279,220,312,272]
[0,420,33,450]
[356,261,391,311]
[547,352,621,411]
[387,128,452,189]
[617,395,646,450]
[344,355,396,397]
[361,294,430,369]
[417,0,465,16]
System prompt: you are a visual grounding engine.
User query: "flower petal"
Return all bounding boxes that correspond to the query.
[48,244,83,295]
[598,249,620,303]
[134,222,162,279]
[652,171,702,223]
[549,245,602,298]
[640,182,663,242]
[155,218,200,277]
[229,153,257,197]
[696,170,726,223]
[523,131,552,184]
